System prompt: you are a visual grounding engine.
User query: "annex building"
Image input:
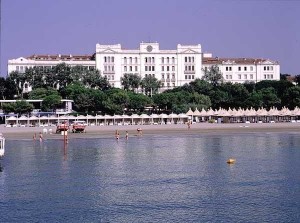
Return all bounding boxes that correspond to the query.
[8,42,280,91]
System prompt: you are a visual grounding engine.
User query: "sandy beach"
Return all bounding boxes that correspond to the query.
[1,122,300,140]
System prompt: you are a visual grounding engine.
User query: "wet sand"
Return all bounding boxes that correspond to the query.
[1,122,300,140]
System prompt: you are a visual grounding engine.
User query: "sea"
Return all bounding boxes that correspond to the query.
[1,132,300,222]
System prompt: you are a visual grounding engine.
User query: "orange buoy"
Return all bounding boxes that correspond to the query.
[227,158,236,164]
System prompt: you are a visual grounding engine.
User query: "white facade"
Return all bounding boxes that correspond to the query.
[7,42,280,92]
[202,57,280,83]
[96,42,202,90]
[8,54,96,74]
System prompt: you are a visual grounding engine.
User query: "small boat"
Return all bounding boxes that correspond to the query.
[72,121,86,133]
[56,121,69,133]
[0,133,5,157]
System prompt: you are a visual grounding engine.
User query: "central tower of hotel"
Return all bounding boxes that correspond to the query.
[96,42,202,89]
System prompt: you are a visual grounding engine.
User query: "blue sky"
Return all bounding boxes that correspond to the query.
[1,0,299,76]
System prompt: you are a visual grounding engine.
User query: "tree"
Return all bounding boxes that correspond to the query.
[201,65,224,86]
[0,77,7,100]
[128,92,153,112]
[54,63,72,91]
[25,67,45,89]
[2,100,34,115]
[141,75,161,96]
[121,73,141,91]
[189,79,213,95]
[282,86,300,109]
[7,71,25,98]
[294,75,300,86]
[82,69,111,90]
[42,94,62,111]
[259,87,281,109]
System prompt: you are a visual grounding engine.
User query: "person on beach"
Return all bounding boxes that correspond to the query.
[187,121,191,129]
[33,133,37,140]
[39,132,43,142]
[125,131,128,140]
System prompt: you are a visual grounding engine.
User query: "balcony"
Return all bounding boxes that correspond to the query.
[184,70,195,74]
[103,70,115,74]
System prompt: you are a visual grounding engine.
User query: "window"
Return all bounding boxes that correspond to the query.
[161,57,164,64]
[229,75,232,79]
[238,67,241,71]
[145,57,148,63]
[244,67,247,71]
[162,74,165,79]
[250,74,253,79]
[226,67,228,71]
[172,57,175,64]
[135,66,138,72]
[167,74,170,79]
[145,66,148,71]
[270,66,273,71]
[226,75,228,79]
[229,67,232,71]
[238,74,241,79]
[185,57,187,63]
[250,66,253,71]
[192,75,194,79]
[135,57,138,63]
[188,57,191,62]
[107,57,110,63]
[244,74,247,79]
[130,66,132,72]
[152,66,155,71]
[167,57,169,64]
[16,66,19,71]
[124,57,127,64]
[162,66,164,71]
[112,66,114,71]
[152,57,155,63]
[129,57,132,64]
[264,74,267,79]
[172,66,175,71]
[167,66,169,71]
[185,75,188,79]
[192,57,194,63]
[271,74,273,79]
[124,66,127,72]
[172,74,175,79]
[104,57,107,63]
[264,66,266,71]
[112,57,114,63]
[104,66,107,71]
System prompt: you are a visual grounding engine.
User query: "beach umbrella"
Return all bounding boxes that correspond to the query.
[140,114,150,125]
[130,114,140,125]
[193,108,201,117]
[186,108,194,121]
[159,113,168,124]
[199,108,208,116]
[168,113,179,124]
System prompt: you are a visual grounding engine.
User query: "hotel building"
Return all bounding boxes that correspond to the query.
[7,42,280,92]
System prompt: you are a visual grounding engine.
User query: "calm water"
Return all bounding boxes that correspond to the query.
[1,133,300,222]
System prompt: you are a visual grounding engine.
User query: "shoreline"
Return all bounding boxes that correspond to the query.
[1,122,300,140]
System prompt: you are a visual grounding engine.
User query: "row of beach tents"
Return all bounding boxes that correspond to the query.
[4,107,300,127]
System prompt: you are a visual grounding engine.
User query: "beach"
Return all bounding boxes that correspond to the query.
[1,122,300,140]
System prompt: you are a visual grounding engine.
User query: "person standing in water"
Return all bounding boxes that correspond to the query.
[115,130,120,140]
[39,132,43,142]
[125,131,129,140]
